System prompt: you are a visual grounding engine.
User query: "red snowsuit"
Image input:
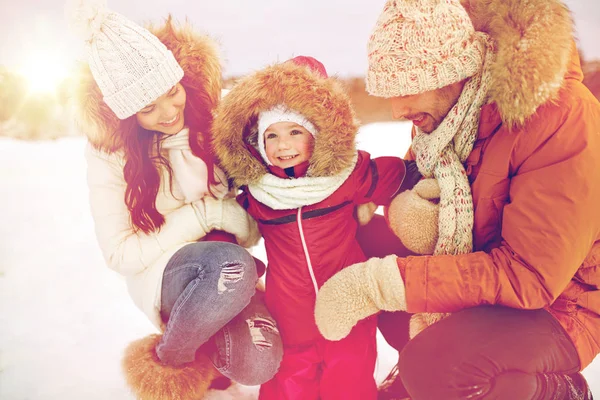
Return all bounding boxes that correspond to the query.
[243,153,405,399]
[211,60,410,399]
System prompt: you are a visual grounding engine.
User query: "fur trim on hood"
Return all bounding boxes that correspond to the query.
[461,0,574,127]
[69,16,222,153]
[212,62,358,187]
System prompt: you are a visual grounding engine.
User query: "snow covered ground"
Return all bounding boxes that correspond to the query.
[1,122,598,399]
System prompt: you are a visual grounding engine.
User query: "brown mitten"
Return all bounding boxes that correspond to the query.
[387,179,440,255]
[122,334,222,400]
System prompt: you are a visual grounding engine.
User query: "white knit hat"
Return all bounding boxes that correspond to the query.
[66,0,184,119]
[366,0,484,97]
[257,105,317,165]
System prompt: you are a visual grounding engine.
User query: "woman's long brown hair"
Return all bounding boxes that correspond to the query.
[121,75,219,234]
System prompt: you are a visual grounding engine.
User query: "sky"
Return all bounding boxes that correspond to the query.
[1,123,599,399]
[0,0,599,80]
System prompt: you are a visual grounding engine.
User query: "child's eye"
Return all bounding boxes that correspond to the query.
[168,86,179,97]
[266,132,277,140]
[291,129,303,135]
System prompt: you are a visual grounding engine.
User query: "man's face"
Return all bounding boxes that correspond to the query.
[390,80,465,133]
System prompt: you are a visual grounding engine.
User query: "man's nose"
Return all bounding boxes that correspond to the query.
[392,104,411,120]
[390,97,412,120]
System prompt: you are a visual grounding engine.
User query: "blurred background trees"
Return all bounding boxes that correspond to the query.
[2,54,600,141]
[0,66,71,140]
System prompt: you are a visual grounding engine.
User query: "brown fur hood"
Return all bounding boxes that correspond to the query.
[461,0,575,127]
[212,62,358,187]
[69,16,222,153]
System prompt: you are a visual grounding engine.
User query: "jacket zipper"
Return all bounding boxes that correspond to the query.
[297,207,319,294]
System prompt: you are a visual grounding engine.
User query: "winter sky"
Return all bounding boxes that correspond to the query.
[0,0,599,80]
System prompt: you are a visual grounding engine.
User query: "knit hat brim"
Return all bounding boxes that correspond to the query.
[257,105,317,165]
[367,36,485,98]
[101,50,184,119]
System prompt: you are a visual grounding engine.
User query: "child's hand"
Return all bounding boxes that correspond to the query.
[192,198,261,247]
[356,202,378,226]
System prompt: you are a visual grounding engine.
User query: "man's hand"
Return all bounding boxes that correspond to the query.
[388,178,440,255]
[314,254,407,341]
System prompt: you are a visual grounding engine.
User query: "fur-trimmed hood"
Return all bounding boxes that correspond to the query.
[461,0,575,127]
[211,62,359,187]
[69,16,222,153]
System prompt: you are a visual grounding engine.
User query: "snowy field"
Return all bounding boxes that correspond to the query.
[1,122,598,399]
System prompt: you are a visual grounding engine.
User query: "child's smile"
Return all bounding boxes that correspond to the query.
[264,121,314,169]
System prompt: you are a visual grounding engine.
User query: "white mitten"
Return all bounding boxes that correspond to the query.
[192,197,260,248]
[315,255,406,341]
[192,197,224,233]
[219,198,261,248]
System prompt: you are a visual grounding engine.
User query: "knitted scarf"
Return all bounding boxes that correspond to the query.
[411,33,494,255]
[248,153,358,210]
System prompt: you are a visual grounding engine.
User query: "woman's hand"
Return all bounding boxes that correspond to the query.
[193,197,261,248]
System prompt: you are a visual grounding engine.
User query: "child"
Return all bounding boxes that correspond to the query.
[211,56,421,399]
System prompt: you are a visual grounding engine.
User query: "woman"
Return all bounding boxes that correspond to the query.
[68,3,282,399]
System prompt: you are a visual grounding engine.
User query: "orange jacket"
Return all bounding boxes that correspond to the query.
[400,48,600,368]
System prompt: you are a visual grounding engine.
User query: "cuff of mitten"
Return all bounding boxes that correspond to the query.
[373,254,408,311]
[399,256,428,313]
[244,222,261,248]
[191,198,223,233]
[204,197,224,230]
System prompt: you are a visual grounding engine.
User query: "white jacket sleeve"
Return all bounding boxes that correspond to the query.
[85,145,209,276]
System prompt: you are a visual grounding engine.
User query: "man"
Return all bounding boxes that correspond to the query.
[316,0,600,398]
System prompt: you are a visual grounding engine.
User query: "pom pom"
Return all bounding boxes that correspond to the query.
[65,0,109,43]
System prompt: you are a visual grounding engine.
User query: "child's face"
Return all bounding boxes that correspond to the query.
[264,121,314,169]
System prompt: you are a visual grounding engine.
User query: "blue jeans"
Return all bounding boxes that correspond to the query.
[156,241,283,385]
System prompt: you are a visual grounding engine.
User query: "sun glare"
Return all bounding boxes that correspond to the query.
[19,52,69,95]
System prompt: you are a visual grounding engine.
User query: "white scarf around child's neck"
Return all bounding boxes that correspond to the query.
[248,152,358,210]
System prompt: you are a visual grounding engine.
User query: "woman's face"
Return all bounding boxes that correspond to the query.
[136,83,186,135]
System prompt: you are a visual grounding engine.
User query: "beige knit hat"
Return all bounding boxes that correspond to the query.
[66,0,184,119]
[366,0,484,98]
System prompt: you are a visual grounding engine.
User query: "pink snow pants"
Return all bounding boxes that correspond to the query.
[259,317,377,400]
